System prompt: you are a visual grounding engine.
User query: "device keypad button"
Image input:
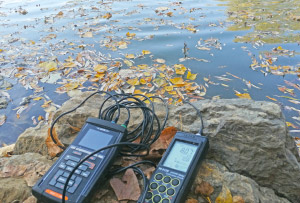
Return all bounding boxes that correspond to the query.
[158,185,166,193]
[55,182,64,190]
[81,171,90,178]
[64,155,80,162]
[75,169,82,175]
[162,198,170,203]
[62,172,70,178]
[58,163,66,169]
[163,176,171,184]
[150,182,158,190]
[66,160,77,167]
[83,161,95,169]
[155,173,163,181]
[153,195,161,203]
[72,151,82,156]
[78,165,88,171]
[66,166,74,172]
[89,156,96,161]
[171,179,180,186]
[146,192,152,200]
[57,177,67,184]
[167,188,175,196]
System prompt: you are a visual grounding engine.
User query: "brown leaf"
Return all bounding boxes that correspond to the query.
[110,169,141,201]
[233,196,245,203]
[185,198,198,203]
[143,167,155,179]
[195,181,214,196]
[215,185,233,203]
[160,126,177,144]
[45,127,64,157]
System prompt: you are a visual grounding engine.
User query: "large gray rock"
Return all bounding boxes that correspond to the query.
[0,96,8,109]
[0,153,54,202]
[11,92,300,202]
[192,159,290,203]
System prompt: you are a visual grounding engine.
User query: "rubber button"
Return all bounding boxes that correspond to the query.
[158,185,166,193]
[150,182,158,190]
[162,198,170,203]
[146,192,152,199]
[167,188,175,196]
[172,179,180,186]
[153,195,161,203]
[163,176,171,183]
[155,173,163,180]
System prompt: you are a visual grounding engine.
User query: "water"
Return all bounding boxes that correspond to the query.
[0,0,299,145]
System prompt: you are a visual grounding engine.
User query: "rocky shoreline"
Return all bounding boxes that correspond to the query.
[0,92,300,203]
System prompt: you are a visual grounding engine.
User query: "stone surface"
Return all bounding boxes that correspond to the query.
[0,75,13,89]
[6,92,300,202]
[0,153,53,202]
[14,122,49,156]
[192,160,290,203]
[0,143,14,157]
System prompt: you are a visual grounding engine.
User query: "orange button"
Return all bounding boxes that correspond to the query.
[45,189,68,200]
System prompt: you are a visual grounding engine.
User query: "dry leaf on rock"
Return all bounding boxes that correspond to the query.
[185,198,198,203]
[215,185,233,203]
[233,196,245,203]
[45,127,64,157]
[143,166,155,179]
[195,181,214,196]
[110,168,141,201]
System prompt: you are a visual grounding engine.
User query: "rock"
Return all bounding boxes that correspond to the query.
[0,75,13,89]
[193,160,290,203]
[10,92,300,202]
[0,96,8,109]
[0,153,54,202]
[0,143,14,157]
[14,122,49,156]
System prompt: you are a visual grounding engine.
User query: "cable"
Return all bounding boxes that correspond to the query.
[183,100,203,135]
[50,91,120,150]
[62,142,149,203]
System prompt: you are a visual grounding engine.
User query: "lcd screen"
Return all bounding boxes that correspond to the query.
[163,141,198,173]
[78,128,113,151]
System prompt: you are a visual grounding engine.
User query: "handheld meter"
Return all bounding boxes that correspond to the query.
[143,132,208,203]
[32,117,127,203]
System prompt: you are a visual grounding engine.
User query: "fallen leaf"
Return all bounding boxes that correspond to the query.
[166,12,173,17]
[154,58,166,63]
[110,169,140,201]
[94,64,108,73]
[215,185,233,203]
[126,32,136,38]
[235,93,251,99]
[126,54,135,59]
[33,97,43,101]
[45,127,64,157]
[266,96,277,101]
[103,13,112,19]
[187,71,197,80]
[127,78,140,86]
[195,181,214,196]
[286,122,298,129]
[174,64,187,75]
[160,127,177,144]
[142,50,151,55]
[82,32,93,38]
[170,77,185,85]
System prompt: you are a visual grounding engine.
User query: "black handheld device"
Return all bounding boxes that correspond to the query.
[32,117,127,203]
[143,132,208,203]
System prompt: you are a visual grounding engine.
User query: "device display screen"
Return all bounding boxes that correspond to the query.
[78,128,113,151]
[163,140,198,173]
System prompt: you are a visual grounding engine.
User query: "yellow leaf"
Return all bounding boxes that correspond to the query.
[39,61,57,72]
[82,32,93,38]
[235,93,251,99]
[95,73,105,79]
[124,59,133,67]
[102,12,112,19]
[174,64,187,75]
[187,71,197,80]
[30,40,35,45]
[153,78,167,87]
[266,96,277,101]
[138,64,148,69]
[133,90,145,95]
[157,64,166,71]
[215,185,233,203]
[38,115,44,121]
[170,77,185,85]
[286,122,298,129]
[166,12,173,17]
[126,54,135,59]
[48,67,57,72]
[0,49,3,52]
[126,32,136,38]
[63,62,76,68]
[33,97,43,101]
[164,86,174,91]
[142,50,151,55]
[186,25,196,32]
[94,64,107,73]
[140,78,147,84]
[90,78,100,82]
[155,58,165,63]
[127,78,140,86]
[185,85,198,91]
[160,73,166,78]
[168,91,177,95]
[41,100,52,108]
[203,77,209,82]
[277,46,283,50]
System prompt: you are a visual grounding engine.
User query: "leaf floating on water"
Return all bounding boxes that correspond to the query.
[94,64,107,74]
[125,54,135,59]
[127,78,140,86]
[235,93,251,99]
[142,50,151,55]
[102,12,112,19]
[174,64,187,75]
[187,71,197,80]
[0,114,6,126]
[170,77,185,85]
[81,32,93,38]
[266,96,277,101]
[286,122,298,129]
[154,58,166,64]
[126,32,136,38]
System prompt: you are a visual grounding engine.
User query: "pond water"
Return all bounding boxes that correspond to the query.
[0,0,299,146]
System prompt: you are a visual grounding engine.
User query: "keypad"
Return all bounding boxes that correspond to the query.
[48,149,97,194]
[146,173,181,203]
